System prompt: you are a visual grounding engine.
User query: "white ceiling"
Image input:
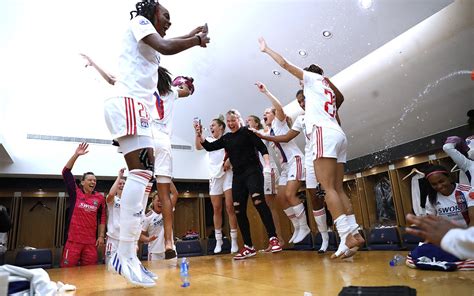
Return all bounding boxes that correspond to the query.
[159,0,472,160]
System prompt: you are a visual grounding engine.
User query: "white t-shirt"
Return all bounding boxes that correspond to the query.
[142,210,165,254]
[270,118,303,165]
[303,71,342,132]
[291,114,313,168]
[106,196,121,240]
[206,136,226,179]
[151,89,179,136]
[425,183,474,227]
[115,15,160,109]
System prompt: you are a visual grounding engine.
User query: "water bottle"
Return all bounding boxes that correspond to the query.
[180,257,190,287]
[389,254,405,266]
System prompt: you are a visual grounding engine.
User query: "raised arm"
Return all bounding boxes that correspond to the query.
[259,37,303,80]
[143,30,209,55]
[255,82,286,121]
[443,137,473,172]
[171,25,206,40]
[80,54,116,85]
[106,168,126,204]
[326,78,344,109]
[194,122,205,150]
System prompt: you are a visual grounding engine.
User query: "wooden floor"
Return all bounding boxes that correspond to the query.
[48,251,473,295]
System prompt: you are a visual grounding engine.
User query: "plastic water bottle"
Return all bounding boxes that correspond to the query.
[180,257,190,287]
[389,254,405,266]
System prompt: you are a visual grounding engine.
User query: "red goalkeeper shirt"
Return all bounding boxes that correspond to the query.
[62,167,106,245]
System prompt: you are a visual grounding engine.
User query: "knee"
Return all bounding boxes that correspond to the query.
[226,203,235,214]
[251,193,264,206]
[233,202,240,214]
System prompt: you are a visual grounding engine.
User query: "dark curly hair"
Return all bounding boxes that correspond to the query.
[130,0,158,22]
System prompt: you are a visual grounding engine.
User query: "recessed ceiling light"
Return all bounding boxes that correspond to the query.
[298,49,308,57]
[322,30,332,38]
[359,0,373,9]
[273,70,281,76]
[404,156,410,159]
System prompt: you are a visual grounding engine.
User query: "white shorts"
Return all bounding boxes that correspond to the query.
[148,252,165,261]
[104,97,152,140]
[105,236,119,265]
[264,167,279,195]
[305,165,318,189]
[209,170,233,196]
[152,126,172,179]
[278,155,305,186]
[311,126,347,163]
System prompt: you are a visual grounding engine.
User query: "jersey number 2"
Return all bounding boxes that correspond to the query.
[324,88,336,118]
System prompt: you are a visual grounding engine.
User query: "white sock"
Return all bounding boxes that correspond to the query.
[214,229,223,253]
[334,214,351,256]
[292,203,311,243]
[284,207,299,243]
[346,214,359,234]
[118,169,152,257]
[142,182,153,213]
[293,203,309,228]
[313,208,328,232]
[230,229,238,253]
[313,209,329,251]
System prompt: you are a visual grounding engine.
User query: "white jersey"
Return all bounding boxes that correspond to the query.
[115,15,160,108]
[291,114,313,168]
[142,210,165,254]
[270,117,303,164]
[257,129,278,170]
[303,71,342,132]
[151,89,179,136]
[206,136,226,179]
[425,183,474,227]
[106,196,121,240]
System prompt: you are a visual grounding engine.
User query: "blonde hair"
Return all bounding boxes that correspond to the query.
[147,191,159,212]
[226,109,245,127]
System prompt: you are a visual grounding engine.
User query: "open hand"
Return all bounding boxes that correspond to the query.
[75,142,89,156]
[258,37,268,52]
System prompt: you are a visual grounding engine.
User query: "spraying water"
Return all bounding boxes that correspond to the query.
[378,70,472,159]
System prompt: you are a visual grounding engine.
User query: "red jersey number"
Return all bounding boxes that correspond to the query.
[137,102,150,120]
[324,88,336,118]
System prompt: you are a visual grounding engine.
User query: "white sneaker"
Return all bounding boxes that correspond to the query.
[109,252,156,287]
[292,225,310,244]
[214,239,223,254]
[140,264,158,280]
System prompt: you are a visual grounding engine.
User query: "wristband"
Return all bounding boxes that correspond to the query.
[196,35,202,46]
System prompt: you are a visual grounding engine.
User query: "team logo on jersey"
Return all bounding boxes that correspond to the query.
[139,19,150,25]
[93,200,98,207]
[140,118,149,128]
[469,191,474,200]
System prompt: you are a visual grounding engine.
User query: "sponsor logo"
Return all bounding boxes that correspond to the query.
[79,202,98,212]
[141,118,149,128]
[139,19,150,25]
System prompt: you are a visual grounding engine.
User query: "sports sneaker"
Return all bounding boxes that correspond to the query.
[109,252,156,287]
[269,237,282,253]
[140,264,158,280]
[233,245,256,260]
